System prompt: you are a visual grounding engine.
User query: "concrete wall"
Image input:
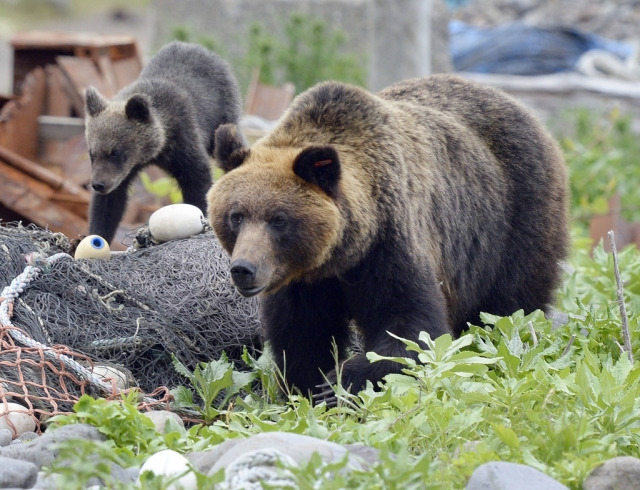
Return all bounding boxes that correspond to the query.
[152,0,451,92]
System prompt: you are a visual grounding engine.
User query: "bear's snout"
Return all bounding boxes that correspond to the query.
[230,259,265,297]
[91,181,107,194]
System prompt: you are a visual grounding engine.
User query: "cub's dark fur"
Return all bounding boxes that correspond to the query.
[207,75,569,402]
[84,41,242,243]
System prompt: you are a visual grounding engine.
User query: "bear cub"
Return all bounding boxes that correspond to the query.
[84,41,242,244]
[207,75,569,404]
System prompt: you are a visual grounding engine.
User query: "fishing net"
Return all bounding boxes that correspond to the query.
[0,222,262,432]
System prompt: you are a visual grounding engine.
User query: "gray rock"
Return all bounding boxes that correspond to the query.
[0,456,38,488]
[188,439,243,474]
[193,432,375,477]
[143,410,185,433]
[466,461,569,490]
[0,429,13,448]
[0,423,105,469]
[582,456,640,490]
[16,431,39,443]
[33,471,59,489]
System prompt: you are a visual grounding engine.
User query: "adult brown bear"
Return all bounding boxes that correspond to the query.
[207,74,569,404]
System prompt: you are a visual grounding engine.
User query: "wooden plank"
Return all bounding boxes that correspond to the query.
[56,56,111,116]
[244,69,295,121]
[94,49,118,95]
[11,31,139,93]
[0,144,90,200]
[0,68,46,160]
[0,158,88,239]
[111,56,142,89]
[38,115,84,140]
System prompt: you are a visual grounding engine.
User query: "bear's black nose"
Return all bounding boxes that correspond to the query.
[230,259,257,288]
[92,182,106,193]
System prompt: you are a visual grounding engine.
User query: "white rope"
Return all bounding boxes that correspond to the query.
[0,252,122,395]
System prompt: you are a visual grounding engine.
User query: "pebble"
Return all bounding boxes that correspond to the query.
[0,456,38,488]
[187,431,378,485]
[0,429,12,447]
[465,461,569,490]
[582,456,640,490]
[0,402,37,437]
[0,422,632,489]
[0,423,104,469]
[143,410,185,433]
[139,449,197,489]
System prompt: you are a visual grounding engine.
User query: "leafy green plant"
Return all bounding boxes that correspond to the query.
[170,352,255,424]
[169,24,225,56]
[41,238,640,489]
[170,12,367,97]
[139,172,182,204]
[558,108,640,229]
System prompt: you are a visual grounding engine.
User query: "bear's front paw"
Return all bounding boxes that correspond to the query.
[312,356,371,407]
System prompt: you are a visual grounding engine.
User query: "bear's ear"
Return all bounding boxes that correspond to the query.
[125,94,152,123]
[214,124,249,173]
[84,87,107,117]
[293,146,341,198]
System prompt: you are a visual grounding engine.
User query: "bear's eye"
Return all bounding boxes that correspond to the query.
[229,212,244,227]
[270,213,288,229]
[109,149,125,164]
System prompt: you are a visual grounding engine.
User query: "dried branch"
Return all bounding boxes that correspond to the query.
[608,230,634,363]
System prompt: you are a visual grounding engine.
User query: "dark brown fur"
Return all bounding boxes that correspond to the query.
[207,74,569,400]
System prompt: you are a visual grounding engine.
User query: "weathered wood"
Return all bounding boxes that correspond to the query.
[0,158,88,238]
[38,115,85,140]
[245,69,295,121]
[0,68,46,160]
[11,31,140,94]
[0,144,90,200]
[56,56,110,116]
[589,195,640,252]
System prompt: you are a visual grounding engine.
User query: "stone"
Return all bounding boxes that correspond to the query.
[143,410,185,433]
[582,456,640,490]
[139,449,197,490]
[0,402,37,437]
[0,423,105,469]
[465,461,569,490]
[199,432,375,477]
[0,456,38,488]
[0,429,12,447]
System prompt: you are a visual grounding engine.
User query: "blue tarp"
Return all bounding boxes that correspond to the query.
[450,20,634,75]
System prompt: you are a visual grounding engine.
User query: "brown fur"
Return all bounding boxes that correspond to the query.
[207,74,569,400]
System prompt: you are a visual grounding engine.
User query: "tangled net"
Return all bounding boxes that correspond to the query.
[0,222,262,430]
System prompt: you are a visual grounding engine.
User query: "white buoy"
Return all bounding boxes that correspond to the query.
[0,402,36,437]
[138,449,197,489]
[148,204,205,243]
[74,235,111,260]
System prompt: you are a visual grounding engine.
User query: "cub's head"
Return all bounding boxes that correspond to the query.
[207,124,343,297]
[84,87,166,194]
